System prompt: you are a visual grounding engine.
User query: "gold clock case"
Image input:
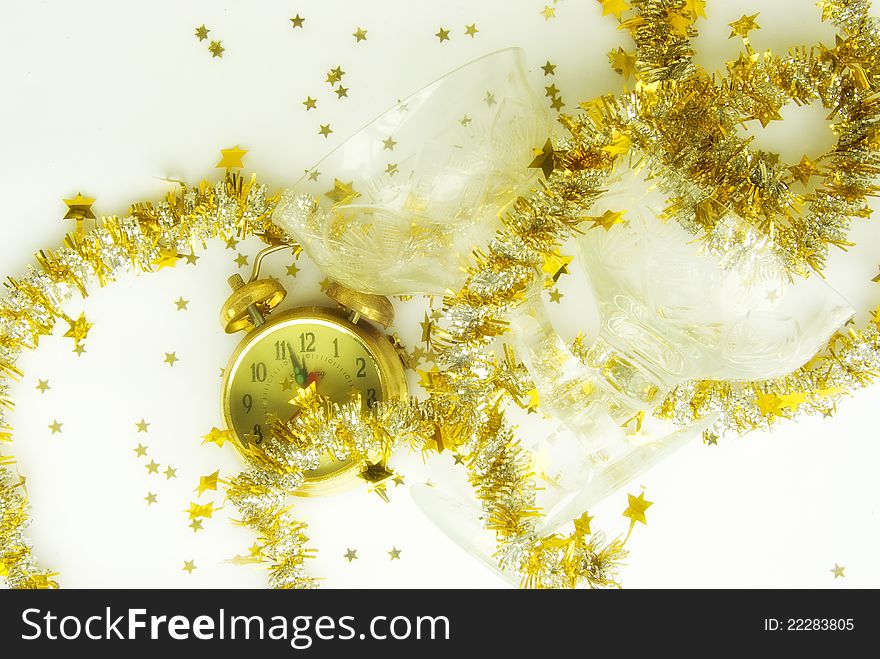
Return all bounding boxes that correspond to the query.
[220,305,408,496]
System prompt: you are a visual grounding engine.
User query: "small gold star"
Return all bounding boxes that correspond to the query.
[48,420,63,435]
[152,248,180,270]
[62,193,96,234]
[541,60,556,76]
[550,96,565,111]
[608,47,637,79]
[286,262,300,277]
[164,466,178,480]
[35,379,50,394]
[146,460,160,475]
[435,27,450,42]
[195,25,209,41]
[136,418,150,433]
[830,563,845,579]
[385,163,398,176]
[589,209,627,231]
[545,83,560,98]
[307,169,320,181]
[196,470,221,496]
[290,14,305,29]
[548,288,563,304]
[185,501,217,520]
[326,66,345,84]
[464,23,478,37]
[318,278,332,293]
[164,352,179,367]
[459,114,472,126]
[528,139,557,179]
[789,155,821,186]
[174,297,189,311]
[182,560,197,574]
[133,443,148,458]
[541,5,556,20]
[703,431,719,446]
[420,313,433,345]
[234,253,249,268]
[189,519,204,533]
[388,547,402,560]
[73,344,86,357]
[573,511,594,536]
[334,85,349,99]
[729,13,760,39]
[318,124,333,138]
[353,27,367,42]
[382,136,397,150]
[684,0,707,19]
[598,0,632,20]
[216,145,247,169]
[145,492,158,506]
[484,91,496,106]
[223,236,238,251]
[280,376,295,391]
[208,40,224,58]
[623,491,653,526]
[202,427,232,447]
[453,453,465,465]
[325,179,358,204]
[184,251,199,265]
[344,548,358,562]
[393,474,405,486]
[303,96,317,111]
[64,313,92,345]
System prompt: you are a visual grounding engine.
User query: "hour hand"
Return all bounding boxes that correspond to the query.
[287,342,306,386]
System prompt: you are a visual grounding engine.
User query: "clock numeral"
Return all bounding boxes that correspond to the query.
[333,338,339,358]
[274,341,287,361]
[355,357,367,377]
[250,362,267,383]
[366,387,377,405]
[242,393,253,413]
[252,424,263,444]
[299,332,316,353]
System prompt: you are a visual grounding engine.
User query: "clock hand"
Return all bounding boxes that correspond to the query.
[287,342,306,386]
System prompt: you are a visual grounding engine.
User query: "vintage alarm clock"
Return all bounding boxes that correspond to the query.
[218,244,408,494]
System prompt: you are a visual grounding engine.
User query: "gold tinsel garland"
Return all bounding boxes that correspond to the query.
[4,0,880,589]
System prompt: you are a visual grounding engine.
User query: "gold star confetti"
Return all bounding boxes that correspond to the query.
[325,179,358,204]
[393,474,405,486]
[542,249,573,281]
[133,443,148,458]
[208,41,224,58]
[353,27,367,42]
[548,288,563,304]
[830,563,845,579]
[185,501,217,520]
[344,548,358,562]
[151,247,180,270]
[145,492,158,506]
[196,471,221,497]
[224,236,239,250]
[703,431,719,446]
[63,313,92,345]
[216,145,247,169]
[318,278,332,293]
[163,352,179,367]
[136,418,150,433]
[420,313,433,345]
[334,85,349,99]
[286,262,300,277]
[598,0,631,19]
[541,60,556,76]
[318,124,333,138]
[48,420,63,435]
[307,169,320,181]
[174,297,189,311]
[382,136,397,150]
[62,193,96,234]
[460,114,472,126]
[541,5,556,20]
[189,519,204,533]
[608,47,637,79]
[184,251,199,265]
[623,491,653,527]
[35,379,50,394]
[234,253,249,268]
[303,96,317,111]
[789,155,821,186]
[484,91,496,106]
[385,163,398,176]
[573,511,594,536]
[729,13,760,39]
[326,66,345,84]
[290,14,305,29]
[182,560,197,574]
[528,139,557,179]
[388,547,402,560]
[164,466,177,480]
[145,460,160,475]
[666,10,693,36]
[202,427,232,447]
[435,27,450,42]
[73,344,86,357]
[684,0,707,19]
[589,209,627,231]
[545,83,560,98]
[194,25,209,41]
[550,96,565,111]
[464,23,478,37]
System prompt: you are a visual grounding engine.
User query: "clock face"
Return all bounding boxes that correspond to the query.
[224,314,384,480]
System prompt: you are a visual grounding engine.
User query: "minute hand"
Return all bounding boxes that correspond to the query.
[287,342,307,386]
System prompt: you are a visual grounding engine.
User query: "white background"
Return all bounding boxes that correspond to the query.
[1,0,878,588]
